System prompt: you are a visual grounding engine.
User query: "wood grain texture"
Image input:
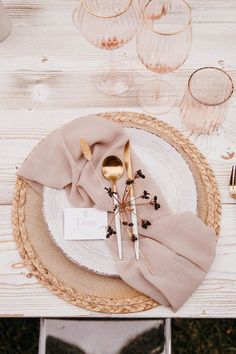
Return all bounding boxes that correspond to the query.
[0,0,236,317]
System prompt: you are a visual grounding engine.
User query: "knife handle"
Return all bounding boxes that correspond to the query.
[113,185,122,260]
[130,197,140,261]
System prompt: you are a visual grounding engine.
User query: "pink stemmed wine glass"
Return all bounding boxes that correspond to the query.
[136,0,192,114]
[74,0,139,96]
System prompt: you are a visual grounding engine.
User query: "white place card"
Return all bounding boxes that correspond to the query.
[64,208,107,240]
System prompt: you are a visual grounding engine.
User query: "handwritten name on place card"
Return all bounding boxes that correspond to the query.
[64,208,108,240]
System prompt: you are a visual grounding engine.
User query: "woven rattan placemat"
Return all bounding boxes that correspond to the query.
[12,112,221,313]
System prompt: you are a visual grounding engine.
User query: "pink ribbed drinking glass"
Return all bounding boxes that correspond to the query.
[74,0,139,96]
[180,67,234,134]
[136,0,192,114]
[139,0,169,14]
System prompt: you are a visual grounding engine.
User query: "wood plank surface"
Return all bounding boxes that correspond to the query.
[0,0,236,317]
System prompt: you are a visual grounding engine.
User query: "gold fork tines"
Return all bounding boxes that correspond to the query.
[229,165,236,199]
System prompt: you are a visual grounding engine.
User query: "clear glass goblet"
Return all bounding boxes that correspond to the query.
[74,0,139,96]
[136,0,192,114]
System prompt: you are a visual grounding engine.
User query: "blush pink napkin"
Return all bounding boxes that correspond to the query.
[17,115,217,311]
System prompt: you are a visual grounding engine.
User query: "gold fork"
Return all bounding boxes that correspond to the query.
[229,165,236,199]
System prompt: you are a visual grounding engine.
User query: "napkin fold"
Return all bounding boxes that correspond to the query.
[17,115,217,311]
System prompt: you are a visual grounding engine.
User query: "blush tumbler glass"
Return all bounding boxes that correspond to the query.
[180,67,234,134]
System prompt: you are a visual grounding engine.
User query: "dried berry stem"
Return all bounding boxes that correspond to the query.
[130,202,150,207]
[121,183,129,204]
[124,184,133,204]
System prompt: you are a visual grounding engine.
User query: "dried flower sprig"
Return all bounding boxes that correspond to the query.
[141,220,152,229]
[105,169,161,239]
[105,187,116,198]
[135,169,145,179]
[78,139,159,272]
[141,190,150,199]
[106,226,116,239]
[151,196,161,210]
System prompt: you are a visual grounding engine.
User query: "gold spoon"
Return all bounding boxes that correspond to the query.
[102,155,124,260]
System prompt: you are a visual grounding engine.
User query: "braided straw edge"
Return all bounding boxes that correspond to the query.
[11,112,221,314]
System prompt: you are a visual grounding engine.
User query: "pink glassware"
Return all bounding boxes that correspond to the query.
[74,0,139,96]
[136,0,192,114]
[180,67,234,134]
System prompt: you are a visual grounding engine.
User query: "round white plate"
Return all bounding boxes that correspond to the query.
[43,127,197,277]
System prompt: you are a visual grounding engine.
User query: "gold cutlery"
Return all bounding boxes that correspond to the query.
[124,141,140,260]
[229,165,236,199]
[102,155,124,259]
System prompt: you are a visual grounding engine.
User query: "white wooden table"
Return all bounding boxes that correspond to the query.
[0,0,236,318]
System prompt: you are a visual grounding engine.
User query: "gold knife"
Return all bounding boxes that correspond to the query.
[124,141,140,260]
